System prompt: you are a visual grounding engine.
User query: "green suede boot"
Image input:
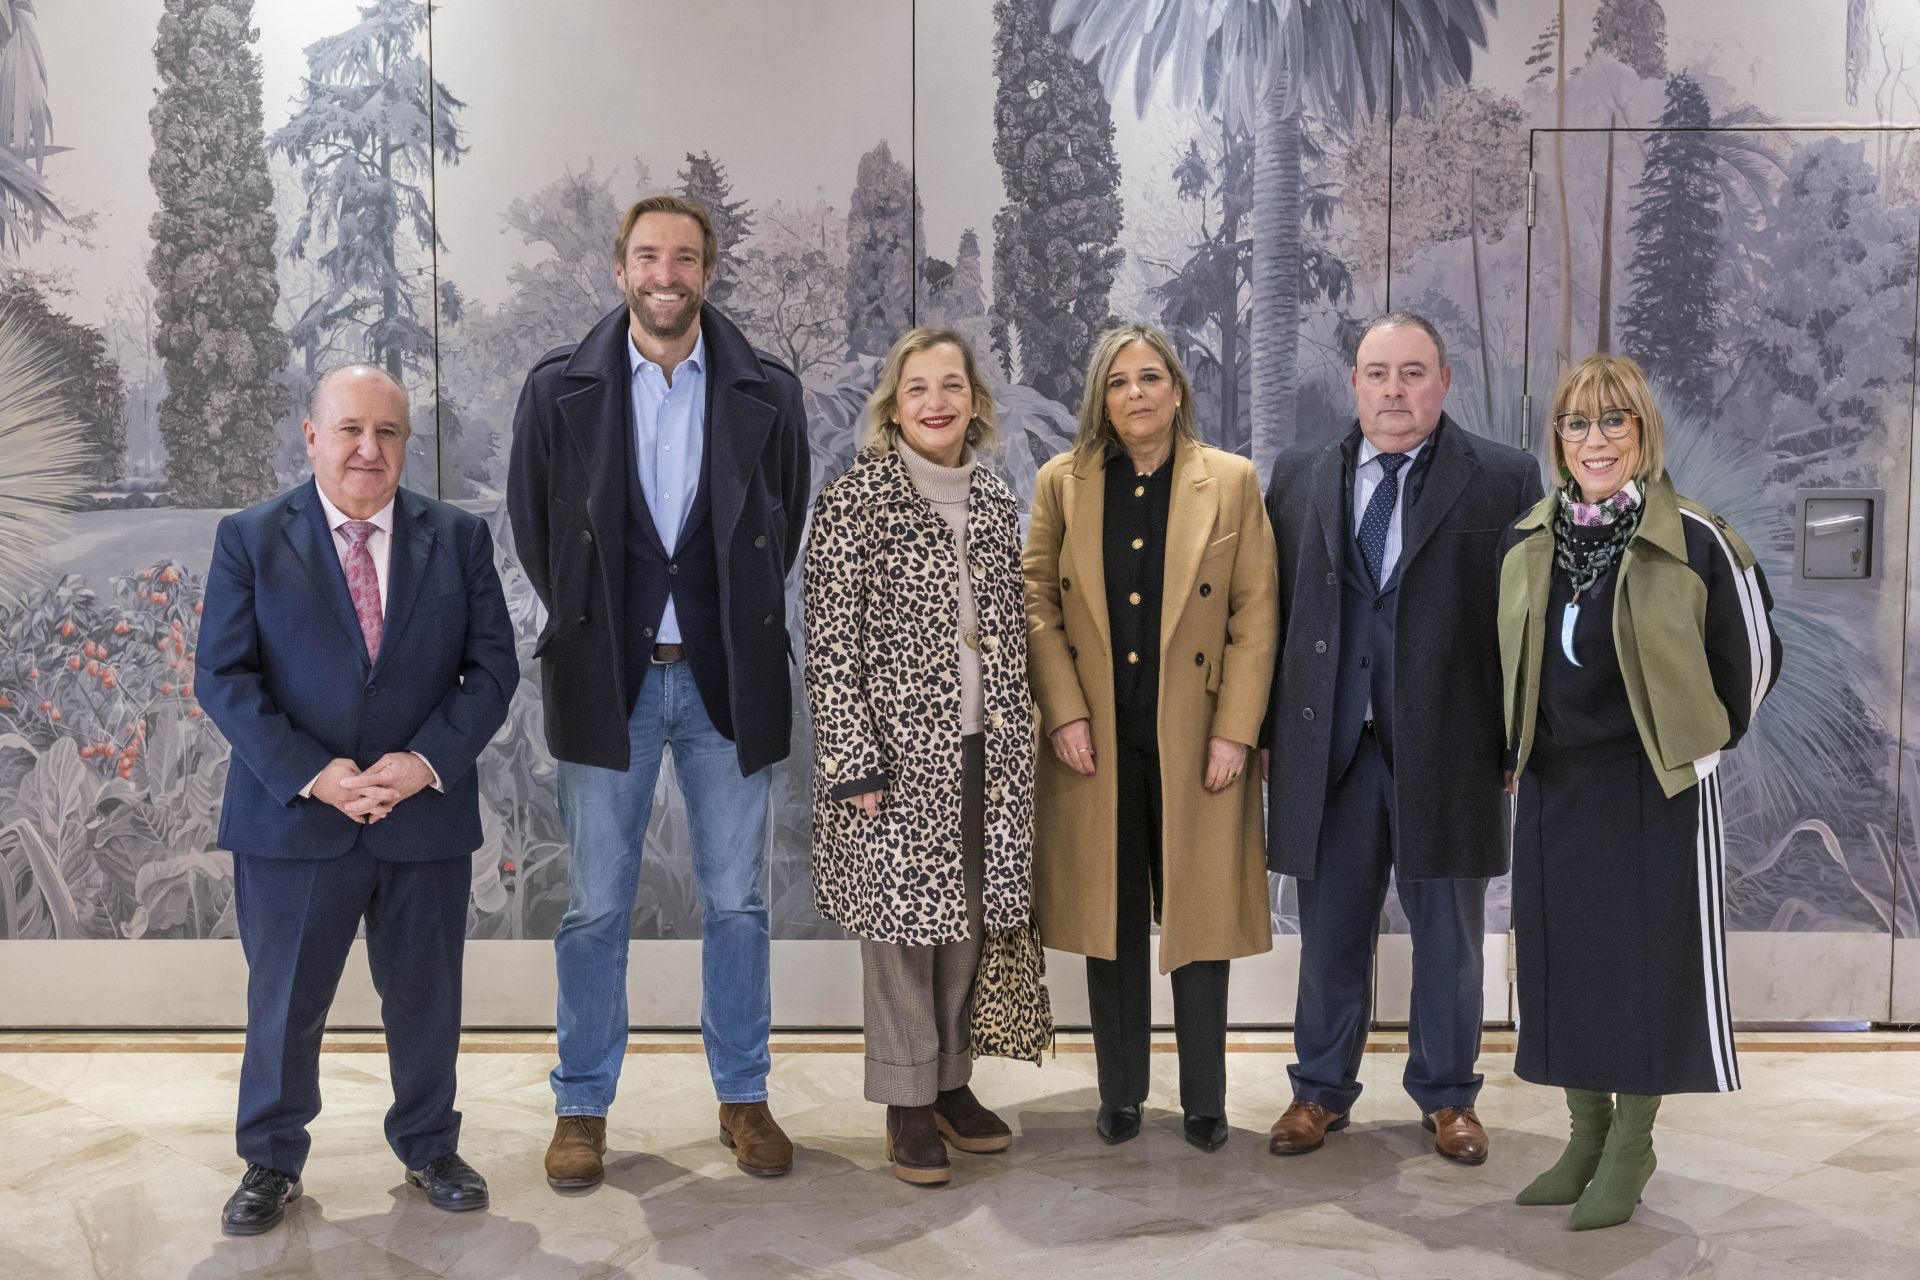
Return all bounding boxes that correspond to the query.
[1569,1093,1661,1230]
[1516,1089,1614,1206]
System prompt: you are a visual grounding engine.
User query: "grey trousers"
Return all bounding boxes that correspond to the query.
[860,734,986,1106]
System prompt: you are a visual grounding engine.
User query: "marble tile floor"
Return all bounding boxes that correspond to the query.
[1,1033,1917,1279]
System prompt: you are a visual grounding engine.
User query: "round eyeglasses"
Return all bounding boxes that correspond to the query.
[1553,408,1638,442]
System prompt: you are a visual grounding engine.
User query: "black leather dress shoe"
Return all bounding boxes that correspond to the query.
[221,1163,301,1236]
[1096,1103,1142,1145]
[404,1152,490,1212]
[1183,1114,1229,1152]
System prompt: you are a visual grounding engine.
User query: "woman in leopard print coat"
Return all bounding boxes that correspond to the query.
[802,328,1036,1185]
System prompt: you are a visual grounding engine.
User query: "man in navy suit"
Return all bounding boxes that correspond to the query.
[197,364,518,1235]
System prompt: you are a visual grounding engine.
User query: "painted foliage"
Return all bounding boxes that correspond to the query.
[0,0,1915,976]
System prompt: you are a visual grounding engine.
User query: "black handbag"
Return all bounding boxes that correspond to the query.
[969,924,1053,1063]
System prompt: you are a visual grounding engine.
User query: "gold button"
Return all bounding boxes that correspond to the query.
[822,757,839,776]
[963,630,981,651]
[988,785,1004,801]
[1127,651,1139,664]
[1131,537,1144,550]
[1134,485,1145,497]
[969,562,984,580]
[982,635,999,652]
[989,710,1005,729]
[1128,592,1141,605]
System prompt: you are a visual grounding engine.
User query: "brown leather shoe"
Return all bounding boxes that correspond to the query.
[545,1115,607,1188]
[718,1101,794,1177]
[1424,1106,1490,1165]
[933,1085,1013,1153]
[1268,1099,1350,1155]
[886,1104,951,1185]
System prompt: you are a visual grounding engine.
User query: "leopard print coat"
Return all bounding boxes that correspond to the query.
[802,446,1036,946]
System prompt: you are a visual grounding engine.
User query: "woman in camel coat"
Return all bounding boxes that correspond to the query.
[1023,323,1277,1151]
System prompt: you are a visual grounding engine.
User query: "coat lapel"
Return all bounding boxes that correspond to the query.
[1313,432,1352,571]
[557,306,643,560]
[1159,442,1219,653]
[1062,452,1110,655]
[1397,415,1475,575]
[372,489,436,678]
[700,304,777,551]
[285,479,371,670]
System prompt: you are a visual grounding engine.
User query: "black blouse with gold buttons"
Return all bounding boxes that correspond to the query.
[1103,442,1174,732]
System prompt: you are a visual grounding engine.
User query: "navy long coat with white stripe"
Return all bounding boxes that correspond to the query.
[1501,490,1781,1095]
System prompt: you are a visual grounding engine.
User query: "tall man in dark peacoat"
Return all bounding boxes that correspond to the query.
[198,365,518,1235]
[1263,313,1544,1164]
[508,195,810,1186]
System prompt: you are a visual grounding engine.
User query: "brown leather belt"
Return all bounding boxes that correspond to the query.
[651,643,686,665]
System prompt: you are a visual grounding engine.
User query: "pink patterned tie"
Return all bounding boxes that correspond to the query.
[341,520,383,661]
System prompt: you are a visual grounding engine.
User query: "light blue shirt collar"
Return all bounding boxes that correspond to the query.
[628,329,705,383]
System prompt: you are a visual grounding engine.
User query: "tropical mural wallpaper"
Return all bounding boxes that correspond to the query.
[0,1,1915,1016]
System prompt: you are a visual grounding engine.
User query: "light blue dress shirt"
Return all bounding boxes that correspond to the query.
[629,330,707,644]
[1352,434,1429,585]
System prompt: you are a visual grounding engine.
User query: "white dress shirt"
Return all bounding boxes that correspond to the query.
[1351,434,1430,585]
[300,486,440,799]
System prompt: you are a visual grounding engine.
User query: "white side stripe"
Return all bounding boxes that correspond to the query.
[1694,772,1740,1092]
[1680,509,1774,717]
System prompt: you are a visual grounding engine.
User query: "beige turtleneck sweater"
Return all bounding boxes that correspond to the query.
[896,441,984,735]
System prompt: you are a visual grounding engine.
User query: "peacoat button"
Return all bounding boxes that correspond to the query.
[1326,572,1336,585]
[668,563,679,575]
[754,534,768,548]
[1302,707,1315,720]
[1374,601,1385,612]
[579,529,593,545]
[643,626,655,639]
[1199,583,1211,597]
[1315,640,1327,653]
[763,614,775,626]
[1194,652,1204,666]
[577,613,589,625]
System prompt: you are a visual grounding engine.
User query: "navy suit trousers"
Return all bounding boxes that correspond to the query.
[233,844,469,1176]
[1290,730,1486,1115]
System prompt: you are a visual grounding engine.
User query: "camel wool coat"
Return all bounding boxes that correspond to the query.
[1024,442,1278,973]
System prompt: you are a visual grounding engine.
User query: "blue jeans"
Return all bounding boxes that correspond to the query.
[551,662,773,1113]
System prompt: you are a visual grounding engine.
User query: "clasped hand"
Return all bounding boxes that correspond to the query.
[1048,719,1248,793]
[311,753,433,824]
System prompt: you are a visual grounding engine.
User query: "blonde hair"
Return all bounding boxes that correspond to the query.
[1547,354,1667,485]
[1071,324,1198,464]
[861,328,1000,454]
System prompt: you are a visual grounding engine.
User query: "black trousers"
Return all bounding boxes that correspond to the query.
[1085,729,1230,1118]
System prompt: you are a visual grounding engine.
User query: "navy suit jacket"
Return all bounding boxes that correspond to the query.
[196,479,519,862]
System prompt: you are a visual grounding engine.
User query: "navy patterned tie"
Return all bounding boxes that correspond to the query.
[1357,452,1409,587]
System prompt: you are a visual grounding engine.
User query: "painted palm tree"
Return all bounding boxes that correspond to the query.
[0,0,60,252]
[1050,0,1493,465]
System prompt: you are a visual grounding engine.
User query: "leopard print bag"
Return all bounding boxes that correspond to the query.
[969,925,1053,1063]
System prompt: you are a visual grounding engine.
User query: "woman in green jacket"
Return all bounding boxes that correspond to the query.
[1496,354,1782,1231]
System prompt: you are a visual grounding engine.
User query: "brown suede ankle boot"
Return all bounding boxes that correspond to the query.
[933,1086,1013,1153]
[886,1104,951,1185]
[544,1116,607,1188]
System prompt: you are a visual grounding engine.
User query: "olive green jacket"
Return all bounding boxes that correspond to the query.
[1498,476,1770,799]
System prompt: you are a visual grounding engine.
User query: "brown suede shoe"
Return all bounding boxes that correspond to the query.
[886,1104,951,1185]
[718,1101,794,1177]
[1268,1099,1350,1156]
[933,1085,1013,1154]
[1424,1106,1490,1165]
[545,1115,607,1188]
